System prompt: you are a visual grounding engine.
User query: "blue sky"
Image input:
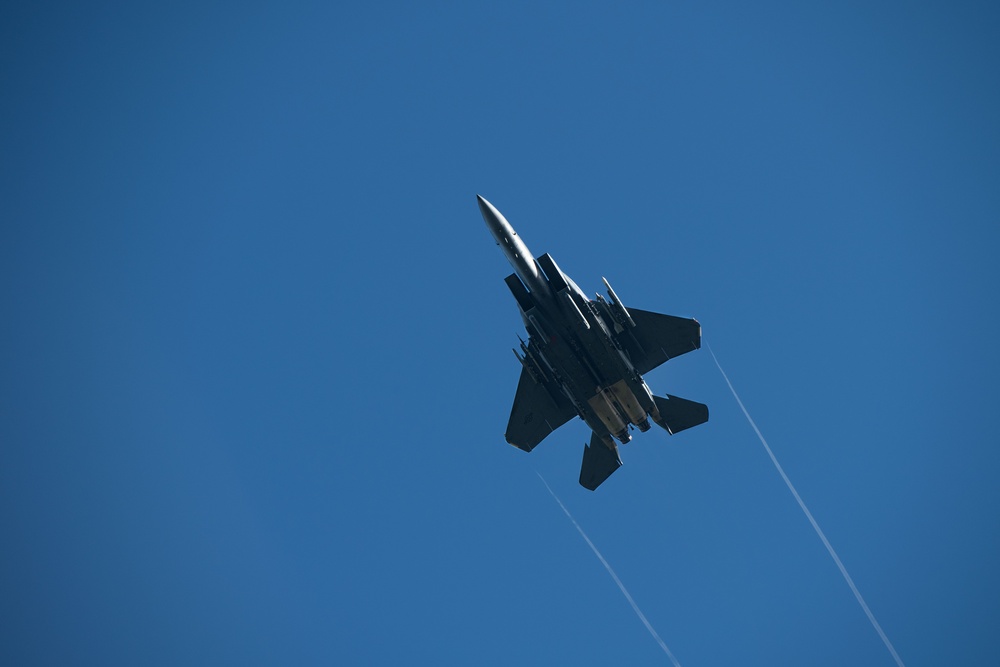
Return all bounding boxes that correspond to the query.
[2,2,998,665]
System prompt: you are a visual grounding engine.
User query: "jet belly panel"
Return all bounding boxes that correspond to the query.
[529,333,614,441]
[586,391,630,443]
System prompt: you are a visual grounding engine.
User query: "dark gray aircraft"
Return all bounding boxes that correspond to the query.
[479,195,708,490]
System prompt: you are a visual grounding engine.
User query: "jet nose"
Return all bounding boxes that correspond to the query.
[477,194,510,247]
[477,194,503,229]
[476,194,493,220]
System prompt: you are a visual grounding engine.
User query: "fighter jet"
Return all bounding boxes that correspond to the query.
[479,195,708,490]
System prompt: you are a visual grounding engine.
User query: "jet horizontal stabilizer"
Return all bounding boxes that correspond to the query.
[652,394,709,435]
[579,432,623,491]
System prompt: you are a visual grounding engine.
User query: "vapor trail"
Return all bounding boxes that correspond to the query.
[536,471,682,667]
[707,345,905,667]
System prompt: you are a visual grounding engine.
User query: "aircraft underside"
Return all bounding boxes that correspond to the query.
[479,194,709,490]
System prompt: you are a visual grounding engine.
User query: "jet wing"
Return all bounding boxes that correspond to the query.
[621,308,702,376]
[505,368,577,452]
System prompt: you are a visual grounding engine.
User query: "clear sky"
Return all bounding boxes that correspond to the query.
[2,2,998,665]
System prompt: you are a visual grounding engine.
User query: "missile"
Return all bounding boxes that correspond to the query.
[478,195,551,299]
[602,276,636,330]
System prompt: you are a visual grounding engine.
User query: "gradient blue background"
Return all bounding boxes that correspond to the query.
[2,2,998,665]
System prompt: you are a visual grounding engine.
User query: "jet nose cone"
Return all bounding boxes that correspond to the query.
[476,194,494,219]
[477,194,504,228]
[478,194,509,243]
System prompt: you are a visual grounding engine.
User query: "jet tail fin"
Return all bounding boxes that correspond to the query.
[579,432,623,491]
[652,394,709,435]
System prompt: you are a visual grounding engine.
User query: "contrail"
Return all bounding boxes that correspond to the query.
[536,471,683,667]
[707,345,906,667]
